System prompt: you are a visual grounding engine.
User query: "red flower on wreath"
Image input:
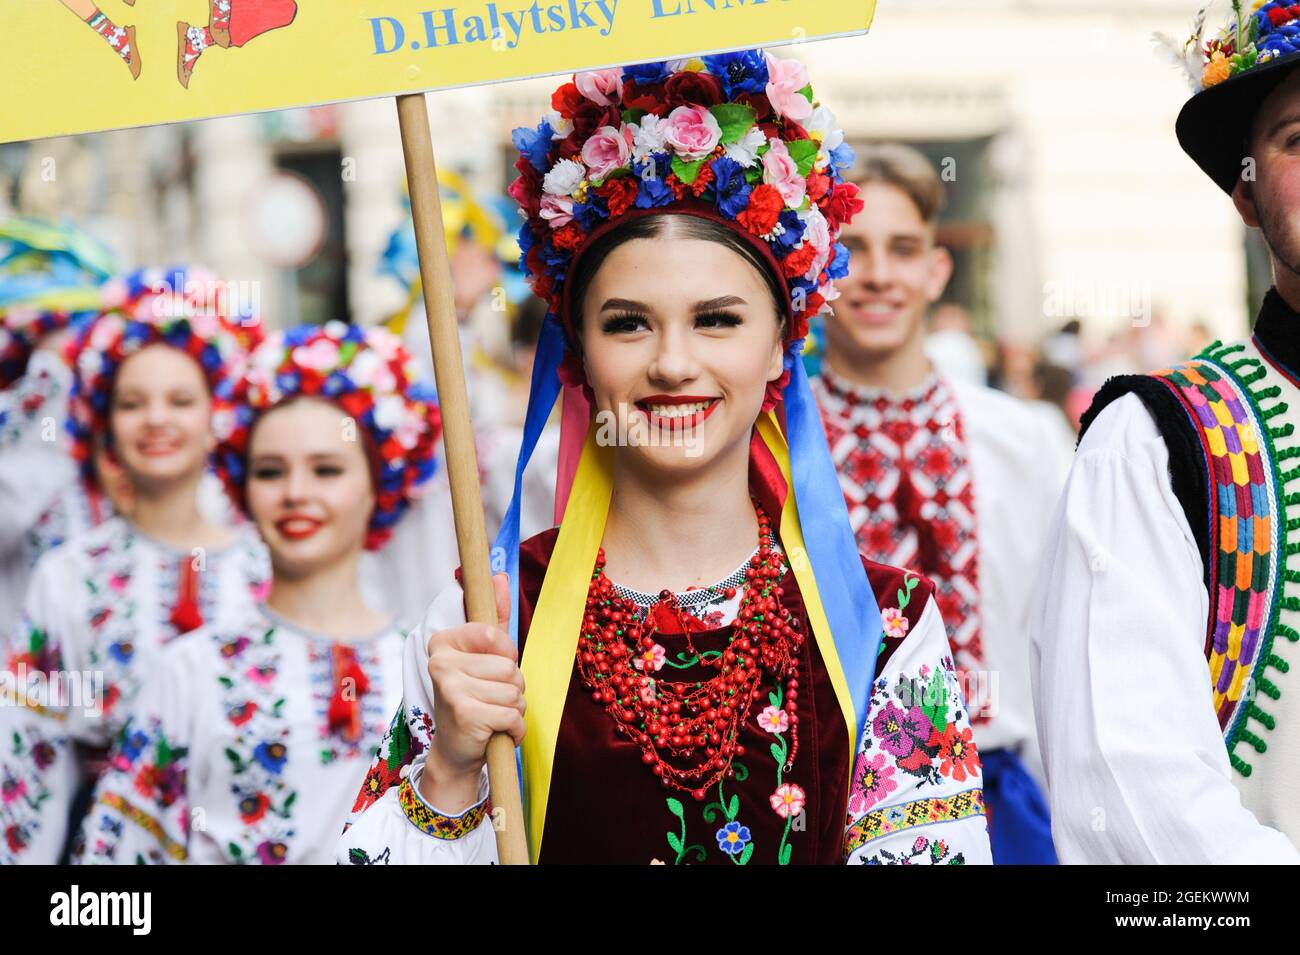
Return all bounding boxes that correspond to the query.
[623,78,667,115]
[552,82,585,118]
[822,181,864,231]
[737,184,784,236]
[552,222,587,252]
[596,176,639,218]
[783,243,818,280]
[665,71,724,108]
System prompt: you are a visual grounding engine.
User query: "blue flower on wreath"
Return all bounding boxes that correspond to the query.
[829,142,856,172]
[710,156,752,219]
[827,242,851,281]
[716,820,751,855]
[253,741,288,774]
[572,198,609,232]
[623,61,671,85]
[512,120,554,173]
[702,51,769,98]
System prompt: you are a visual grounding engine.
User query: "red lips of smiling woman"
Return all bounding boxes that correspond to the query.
[633,393,722,432]
[275,514,324,541]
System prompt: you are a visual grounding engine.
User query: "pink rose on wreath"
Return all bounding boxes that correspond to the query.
[633,643,666,672]
[764,52,812,122]
[762,138,807,207]
[575,68,623,106]
[292,337,340,374]
[662,105,722,161]
[580,125,632,181]
[848,750,897,814]
[881,607,909,640]
[769,782,806,819]
[756,704,789,735]
[540,194,575,230]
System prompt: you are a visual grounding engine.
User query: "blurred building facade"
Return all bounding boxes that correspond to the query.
[0,0,1254,345]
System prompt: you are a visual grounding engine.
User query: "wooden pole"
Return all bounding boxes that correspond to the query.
[394,92,530,865]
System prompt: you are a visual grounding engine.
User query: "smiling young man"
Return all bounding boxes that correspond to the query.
[1030,3,1300,864]
[811,143,1067,864]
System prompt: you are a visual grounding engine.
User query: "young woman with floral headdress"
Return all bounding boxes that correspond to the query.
[0,267,269,864]
[73,322,441,864]
[339,50,992,866]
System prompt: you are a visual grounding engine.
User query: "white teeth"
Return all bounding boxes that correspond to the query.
[646,401,710,418]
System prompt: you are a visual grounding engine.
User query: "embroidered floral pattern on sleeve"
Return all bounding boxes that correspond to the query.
[347,702,433,828]
[0,725,67,863]
[842,645,985,863]
[83,717,190,864]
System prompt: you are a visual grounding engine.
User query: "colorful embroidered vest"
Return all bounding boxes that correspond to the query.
[1145,341,1300,779]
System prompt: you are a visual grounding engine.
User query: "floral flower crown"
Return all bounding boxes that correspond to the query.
[214,322,442,551]
[1168,0,1300,91]
[509,48,863,397]
[67,266,264,485]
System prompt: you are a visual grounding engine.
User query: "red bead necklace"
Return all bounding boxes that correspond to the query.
[575,503,803,800]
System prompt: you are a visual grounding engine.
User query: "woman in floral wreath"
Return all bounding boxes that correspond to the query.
[72,323,440,864]
[0,267,269,864]
[339,50,991,866]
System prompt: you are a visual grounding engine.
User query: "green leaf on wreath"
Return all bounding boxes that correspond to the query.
[671,155,706,185]
[709,103,756,144]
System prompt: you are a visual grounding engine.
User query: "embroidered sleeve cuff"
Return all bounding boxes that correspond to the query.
[398,764,491,841]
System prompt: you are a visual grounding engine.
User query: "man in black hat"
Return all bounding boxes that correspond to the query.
[1031,1,1300,864]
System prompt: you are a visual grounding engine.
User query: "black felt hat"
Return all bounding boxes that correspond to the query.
[1176,47,1300,193]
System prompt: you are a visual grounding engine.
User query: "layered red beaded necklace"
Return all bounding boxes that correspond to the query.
[576,502,804,800]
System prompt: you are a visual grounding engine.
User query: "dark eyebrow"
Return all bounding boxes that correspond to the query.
[600,297,650,312]
[693,295,747,311]
[1266,113,1300,140]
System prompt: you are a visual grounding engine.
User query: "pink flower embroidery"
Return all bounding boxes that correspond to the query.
[633,643,666,672]
[848,751,897,814]
[108,573,130,593]
[756,705,789,735]
[769,782,806,819]
[662,105,722,161]
[881,607,909,640]
[245,664,276,686]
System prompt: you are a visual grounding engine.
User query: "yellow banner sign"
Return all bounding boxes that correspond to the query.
[1,0,874,144]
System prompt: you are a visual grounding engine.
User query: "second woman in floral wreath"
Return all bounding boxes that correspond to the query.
[74,323,442,864]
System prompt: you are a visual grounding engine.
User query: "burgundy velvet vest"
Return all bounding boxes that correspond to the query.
[509,527,929,865]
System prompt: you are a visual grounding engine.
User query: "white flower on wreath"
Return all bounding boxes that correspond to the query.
[374,392,408,441]
[723,125,766,167]
[631,114,669,164]
[806,105,844,170]
[543,109,573,140]
[349,348,396,393]
[543,158,586,197]
[366,326,403,361]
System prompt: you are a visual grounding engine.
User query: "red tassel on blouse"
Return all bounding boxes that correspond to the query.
[168,558,205,633]
[327,645,371,742]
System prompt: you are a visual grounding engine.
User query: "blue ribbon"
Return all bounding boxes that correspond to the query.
[491,315,567,648]
[783,355,882,753]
